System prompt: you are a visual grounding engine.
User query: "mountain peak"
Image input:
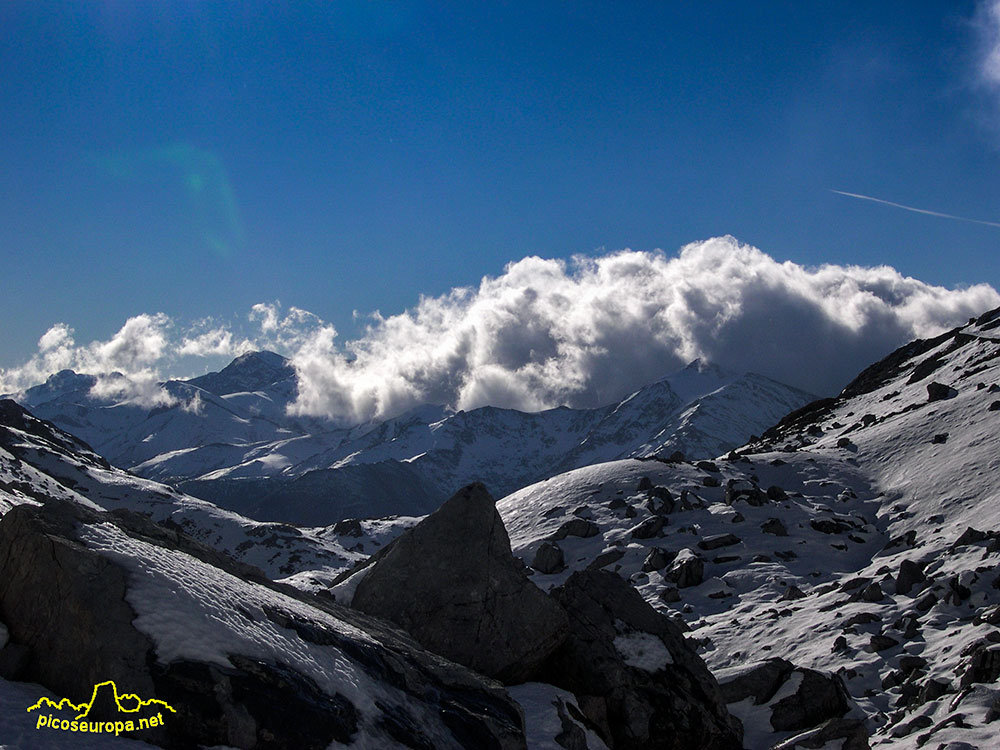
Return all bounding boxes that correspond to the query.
[187,350,293,396]
[660,359,738,403]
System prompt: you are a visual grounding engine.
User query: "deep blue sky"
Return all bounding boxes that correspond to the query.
[2,1,999,366]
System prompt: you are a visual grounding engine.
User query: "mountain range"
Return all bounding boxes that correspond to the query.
[2,306,999,748]
[15,354,815,525]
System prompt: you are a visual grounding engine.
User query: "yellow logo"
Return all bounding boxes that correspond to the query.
[27,680,176,736]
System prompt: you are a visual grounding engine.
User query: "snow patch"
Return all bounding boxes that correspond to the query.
[612,630,673,671]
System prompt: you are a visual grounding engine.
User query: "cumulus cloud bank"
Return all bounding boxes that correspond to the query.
[2,237,997,422]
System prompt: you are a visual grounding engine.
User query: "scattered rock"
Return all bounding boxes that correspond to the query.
[551,518,600,540]
[641,547,675,572]
[961,642,1000,687]
[696,461,720,473]
[664,549,705,588]
[725,479,765,506]
[630,515,667,540]
[856,582,884,603]
[766,485,788,501]
[890,714,932,738]
[781,586,807,601]
[870,634,900,652]
[896,559,927,595]
[898,654,927,674]
[586,548,625,571]
[697,533,741,551]
[883,530,917,551]
[952,526,990,548]
[811,518,855,535]
[532,541,566,574]
[931,433,949,444]
[926,381,957,401]
[718,659,857,737]
[918,678,950,704]
[646,486,675,514]
[659,586,681,603]
[761,518,788,537]
[841,612,879,629]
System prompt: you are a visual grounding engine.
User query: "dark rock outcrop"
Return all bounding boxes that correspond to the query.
[541,570,742,750]
[0,499,528,750]
[351,483,569,684]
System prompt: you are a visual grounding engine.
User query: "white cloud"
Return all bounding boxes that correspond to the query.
[980,0,1000,88]
[283,237,999,424]
[2,237,997,424]
[178,327,250,358]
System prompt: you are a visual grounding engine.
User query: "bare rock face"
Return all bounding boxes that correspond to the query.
[540,570,743,750]
[351,483,569,684]
[0,500,527,750]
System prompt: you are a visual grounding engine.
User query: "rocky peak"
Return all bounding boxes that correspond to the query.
[186,350,293,395]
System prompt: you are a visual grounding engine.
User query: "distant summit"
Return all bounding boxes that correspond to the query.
[187,350,293,396]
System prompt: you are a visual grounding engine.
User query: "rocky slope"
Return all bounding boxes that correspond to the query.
[494,305,1000,748]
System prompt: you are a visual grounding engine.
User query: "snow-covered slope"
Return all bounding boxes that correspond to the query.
[0,399,414,591]
[496,305,1000,749]
[15,355,814,524]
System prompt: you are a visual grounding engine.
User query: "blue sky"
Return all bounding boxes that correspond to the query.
[2,2,1000,409]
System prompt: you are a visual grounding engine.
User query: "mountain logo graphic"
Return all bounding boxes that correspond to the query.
[27,680,176,736]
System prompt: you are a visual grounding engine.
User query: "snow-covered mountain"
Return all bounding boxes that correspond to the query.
[0,398,414,592]
[0,399,736,750]
[4,305,1000,748]
[15,355,814,525]
[492,304,1000,748]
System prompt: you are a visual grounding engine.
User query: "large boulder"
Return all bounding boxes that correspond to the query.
[351,483,569,684]
[664,548,705,588]
[717,658,865,745]
[539,570,743,750]
[0,500,527,750]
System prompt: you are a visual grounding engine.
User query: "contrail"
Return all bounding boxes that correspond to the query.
[831,189,1000,229]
